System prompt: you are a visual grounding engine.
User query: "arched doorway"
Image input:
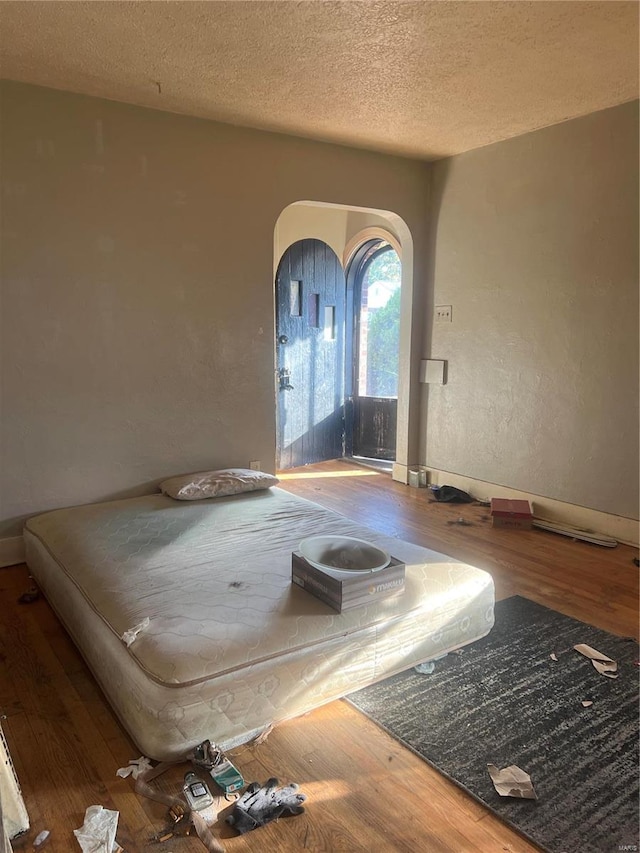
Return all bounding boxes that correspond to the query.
[273,202,417,485]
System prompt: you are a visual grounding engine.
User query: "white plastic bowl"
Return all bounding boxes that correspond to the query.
[299,535,390,573]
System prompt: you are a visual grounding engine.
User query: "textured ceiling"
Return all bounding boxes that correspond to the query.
[0,1,638,160]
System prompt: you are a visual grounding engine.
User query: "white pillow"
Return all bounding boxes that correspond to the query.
[160,468,279,501]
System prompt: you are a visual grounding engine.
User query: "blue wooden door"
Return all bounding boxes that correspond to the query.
[276,239,346,469]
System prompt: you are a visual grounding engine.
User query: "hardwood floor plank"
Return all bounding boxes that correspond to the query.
[2,460,637,852]
[0,587,161,851]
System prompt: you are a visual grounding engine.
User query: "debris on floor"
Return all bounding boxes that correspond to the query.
[116,756,153,780]
[251,725,274,746]
[532,519,617,547]
[487,764,537,800]
[149,801,193,844]
[118,750,227,852]
[73,805,121,853]
[429,485,474,503]
[582,700,594,707]
[549,653,558,661]
[32,829,51,849]
[117,741,307,850]
[18,581,40,604]
[414,652,449,674]
[226,778,306,834]
[169,804,186,823]
[490,498,533,530]
[188,740,244,794]
[191,810,225,851]
[446,517,474,526]
[183,771,214,810]
[574,643,618,678]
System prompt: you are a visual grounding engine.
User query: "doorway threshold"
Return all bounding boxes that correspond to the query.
[350,456,394,474]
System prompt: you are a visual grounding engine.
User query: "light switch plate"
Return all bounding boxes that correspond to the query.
[435,305,452,323]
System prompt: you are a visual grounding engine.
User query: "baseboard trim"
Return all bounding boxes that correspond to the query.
[425,469,639,547]
[392,462,410,484]
[0,536,25,568]
[2,475,637,561]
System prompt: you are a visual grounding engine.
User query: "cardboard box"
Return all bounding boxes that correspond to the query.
[291,551,405,612]
[490,498,533,530]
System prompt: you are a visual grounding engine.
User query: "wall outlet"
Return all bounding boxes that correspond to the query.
[249,460,261,470]
[435,305,452,323]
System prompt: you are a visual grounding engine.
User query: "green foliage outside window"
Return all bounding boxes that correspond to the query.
[367,287,401,397]
[361,249,401,398]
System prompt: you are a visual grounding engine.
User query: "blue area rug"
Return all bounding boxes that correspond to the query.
[347,596,639,853]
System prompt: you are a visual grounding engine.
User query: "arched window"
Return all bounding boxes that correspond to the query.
[345,237,402,462]
[355,243,401,399]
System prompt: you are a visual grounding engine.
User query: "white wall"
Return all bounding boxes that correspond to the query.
[0,81,429,539]
[273,202,405,270]
[423,101,639,520]
[274,203,349,269]
[2,81,635,544]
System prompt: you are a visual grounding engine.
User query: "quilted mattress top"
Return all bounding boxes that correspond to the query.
[25,487,493,688]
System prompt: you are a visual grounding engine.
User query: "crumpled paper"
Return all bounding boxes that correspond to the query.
[116,756,154,780]
[487,763,537,799]
[73,805,120,853]
[574,643,618,678]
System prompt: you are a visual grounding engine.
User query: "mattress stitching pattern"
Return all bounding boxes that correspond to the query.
[24,489,493,691]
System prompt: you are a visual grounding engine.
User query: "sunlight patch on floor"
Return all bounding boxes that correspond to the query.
[277,469,380,480]
[289,778,352,801]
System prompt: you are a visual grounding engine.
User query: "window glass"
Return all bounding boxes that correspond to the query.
[358,248,401,398]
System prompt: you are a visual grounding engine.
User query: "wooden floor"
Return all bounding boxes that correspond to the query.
[2,460,638,853]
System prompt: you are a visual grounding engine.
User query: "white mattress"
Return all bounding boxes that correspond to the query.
[24,487,495,761]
